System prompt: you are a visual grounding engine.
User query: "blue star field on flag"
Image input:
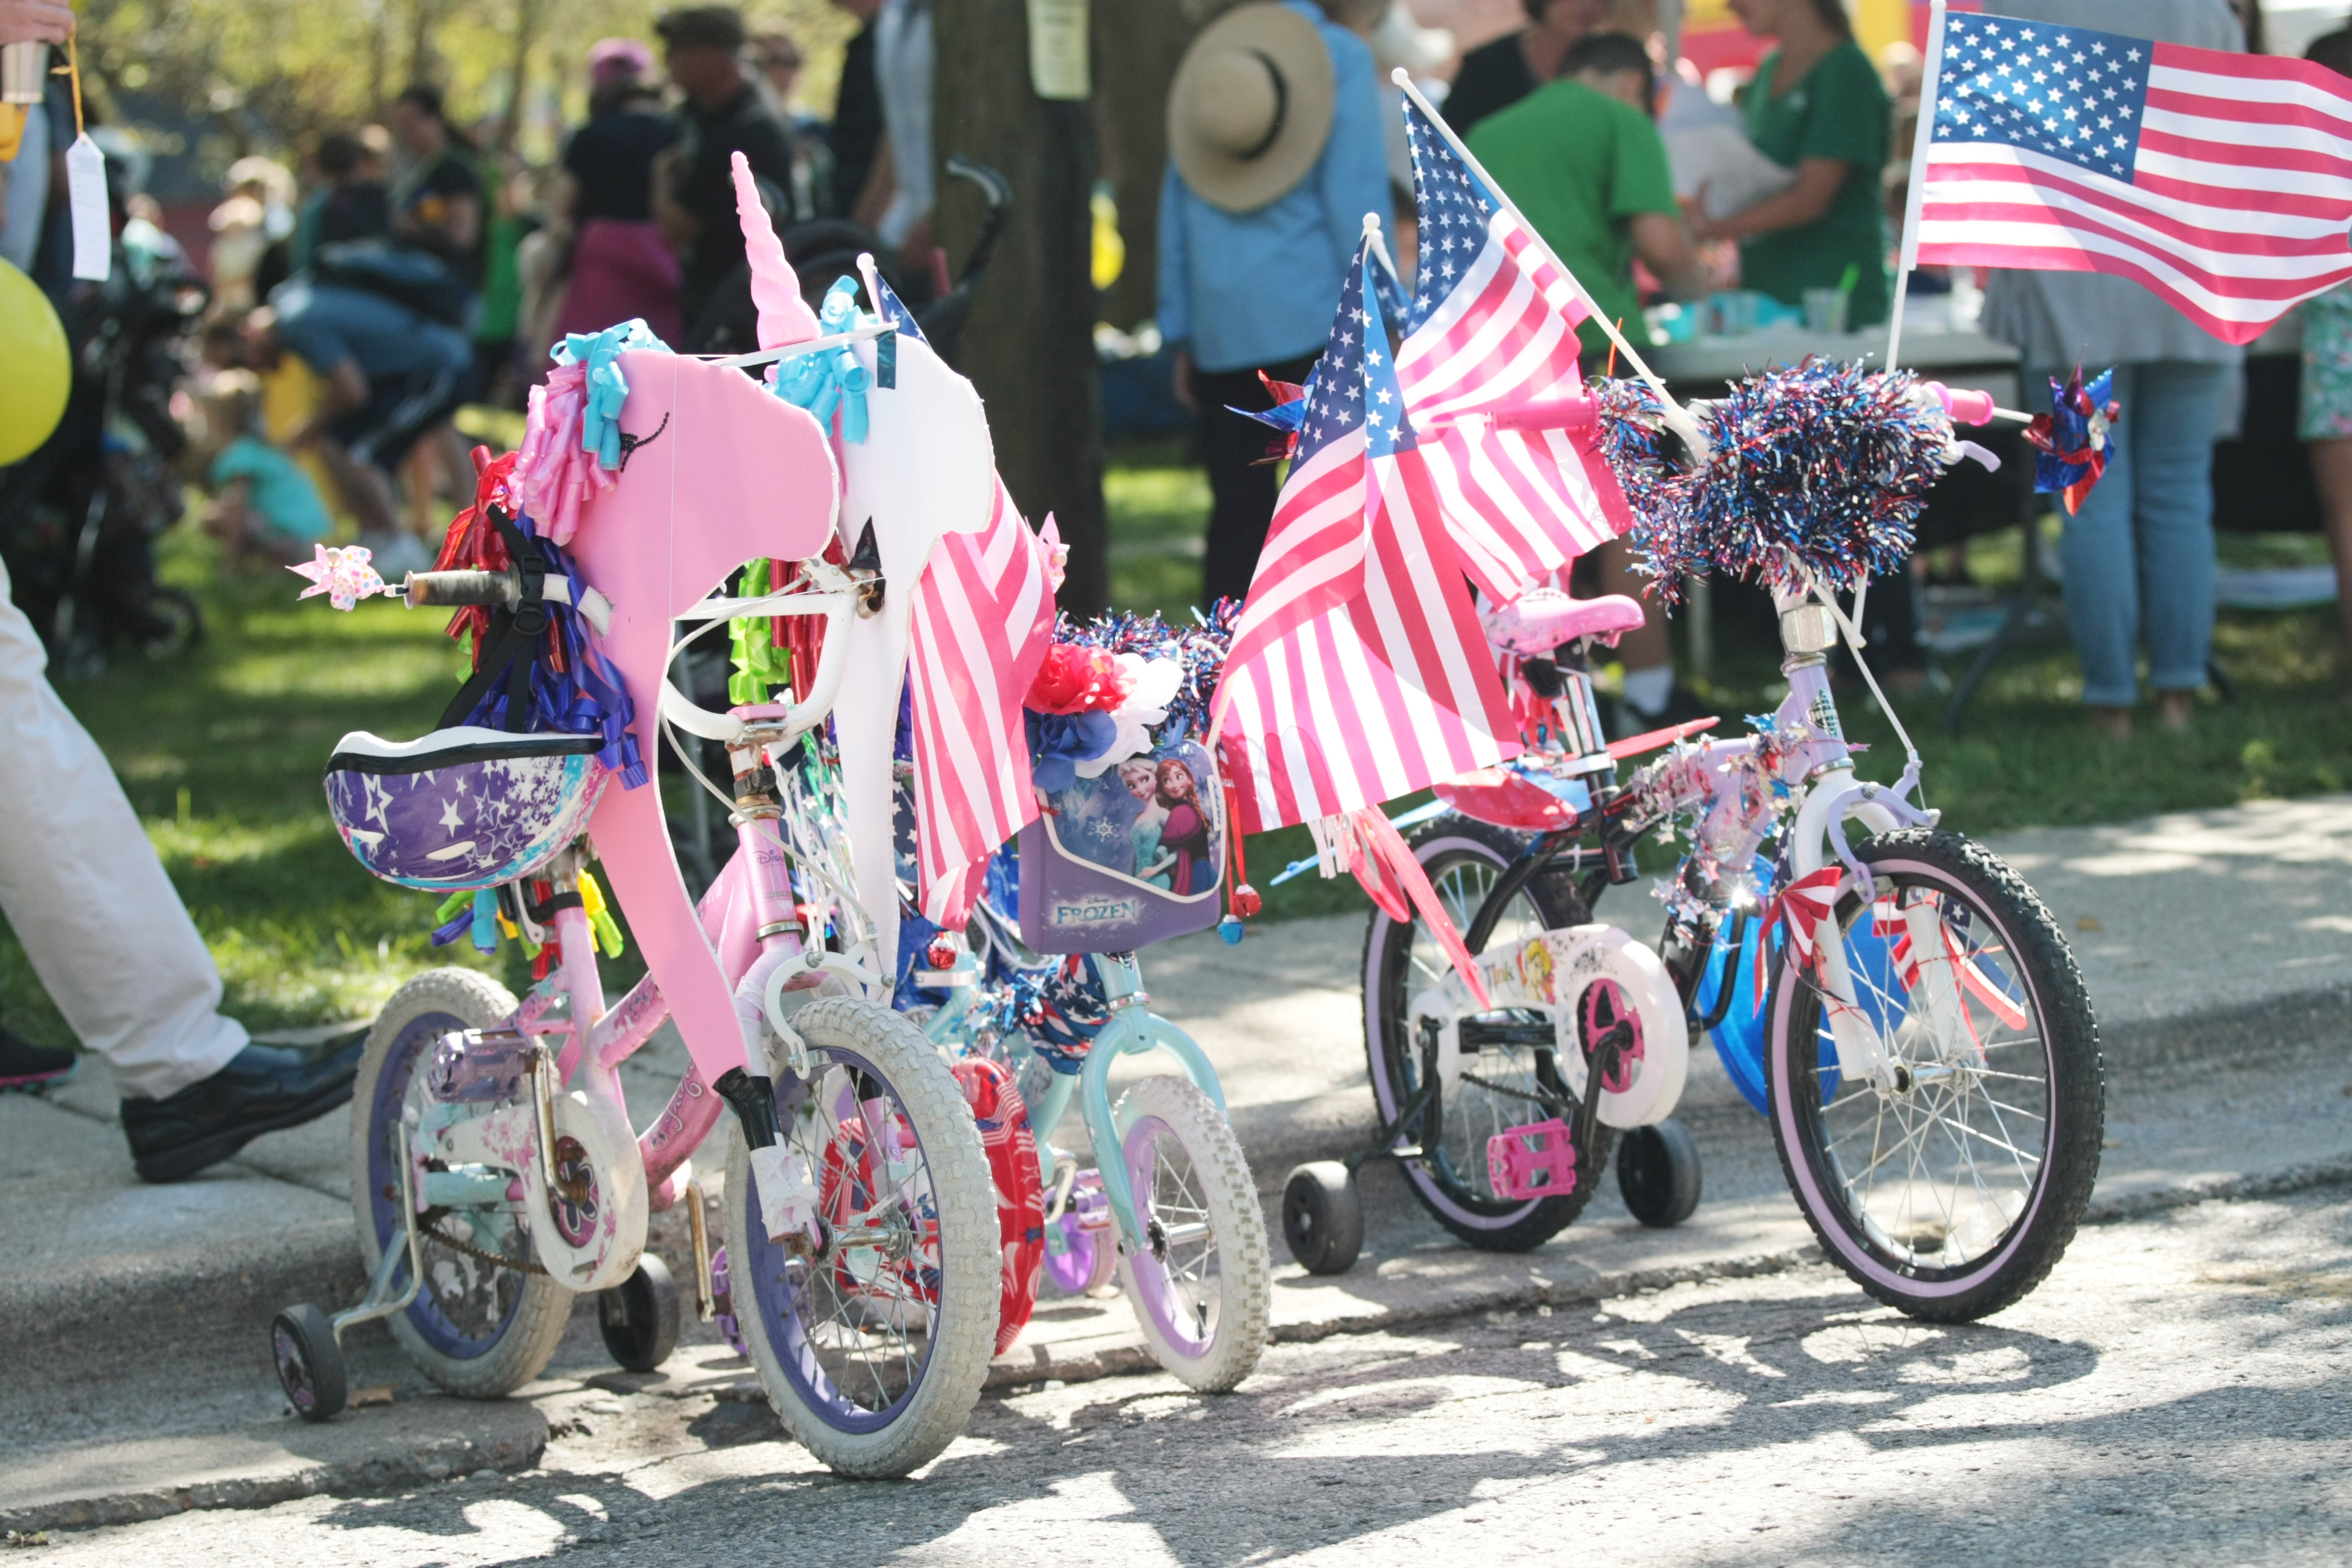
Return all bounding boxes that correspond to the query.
[868,269,927,342]
[1401,99,1506,332]
[1291,237,1419,471]
[1930,14,2152,181]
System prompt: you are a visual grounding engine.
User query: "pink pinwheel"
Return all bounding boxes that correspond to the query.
[288,543,393,612]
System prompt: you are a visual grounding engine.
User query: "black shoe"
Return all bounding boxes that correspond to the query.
[0,1026,77,1092]
[120,1039,364,1183]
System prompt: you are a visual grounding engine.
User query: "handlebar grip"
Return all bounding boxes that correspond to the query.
[1936,385,1998,426]
[403,569,514,609]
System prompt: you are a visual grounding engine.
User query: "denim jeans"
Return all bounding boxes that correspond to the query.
[2056,359,2226,707]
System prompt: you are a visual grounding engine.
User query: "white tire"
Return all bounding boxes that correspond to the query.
[1111,1076,1272,1393]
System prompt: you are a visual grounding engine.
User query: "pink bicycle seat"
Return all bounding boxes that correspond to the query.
[1480,587,1647,655]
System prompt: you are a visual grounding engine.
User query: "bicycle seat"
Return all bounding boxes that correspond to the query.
[1480,587,1647,655]
[324,727,607,890]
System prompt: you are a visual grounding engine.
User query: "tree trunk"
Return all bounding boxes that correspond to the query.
[1090,0,1195,330]
[500,0,540,155]
[932,0,1108,616]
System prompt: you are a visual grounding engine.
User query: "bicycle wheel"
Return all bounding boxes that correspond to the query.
[1362,815,1610,1252]
[1111,1075,1270,1393]
[722,997,997,1478]
[347,969,573,1398]
[1766,831,2103,1322]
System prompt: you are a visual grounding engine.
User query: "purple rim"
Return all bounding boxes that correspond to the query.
[1120,1114,1215,1359]
[1042,1209,1100,1295]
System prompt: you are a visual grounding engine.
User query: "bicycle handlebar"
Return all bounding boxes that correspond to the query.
[403,569,512,608]
[658,590,857,751]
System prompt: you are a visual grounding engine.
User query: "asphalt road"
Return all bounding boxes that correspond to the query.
[29,1183,2352,1567]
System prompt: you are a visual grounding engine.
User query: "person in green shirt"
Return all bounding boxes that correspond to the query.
[1696,0,1892,328]
[1468,31,1710,364]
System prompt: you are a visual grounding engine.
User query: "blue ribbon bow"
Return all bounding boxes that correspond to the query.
[555,318,670,471]
[774,277,873,445]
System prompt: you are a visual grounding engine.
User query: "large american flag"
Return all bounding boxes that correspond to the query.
[1913,11,2352,345]
[1396,99,1627,596]
[1214,238,1518,835]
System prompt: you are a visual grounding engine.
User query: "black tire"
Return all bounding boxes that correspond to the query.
[1616,1119,1703,1227]
[1281,1161,1365,1275]
[272,1304,347,1423]
[1362,814,1611,1252]
[1766,831,2103,1323]
[599,1254,682,1374]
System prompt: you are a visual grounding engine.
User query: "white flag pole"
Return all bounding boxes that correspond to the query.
[1885,0,1950,372]
[1391,67,1710,463]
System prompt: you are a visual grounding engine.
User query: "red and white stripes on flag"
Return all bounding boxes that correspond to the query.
[1218,458,1520,835]
[1911,10,2352,345]
[1395,100,1628,599]
[904,480,1056,926]
[1215,240,1518,837]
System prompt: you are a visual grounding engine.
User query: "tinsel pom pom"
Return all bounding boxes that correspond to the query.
[1590,359,1951,606]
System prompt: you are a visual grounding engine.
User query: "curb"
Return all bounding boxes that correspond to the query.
[0,1412,546,1537]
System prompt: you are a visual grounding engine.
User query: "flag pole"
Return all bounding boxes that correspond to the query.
[1885,0,1950,372]
[1391,67,1710,463]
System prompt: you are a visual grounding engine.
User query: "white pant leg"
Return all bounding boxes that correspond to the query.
[0,557,247,1097]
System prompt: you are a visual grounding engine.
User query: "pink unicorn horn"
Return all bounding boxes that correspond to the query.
[731,150,822,348]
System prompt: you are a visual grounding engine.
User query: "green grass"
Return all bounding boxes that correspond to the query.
[0,526,564,1048]
[6,469,2346,1045]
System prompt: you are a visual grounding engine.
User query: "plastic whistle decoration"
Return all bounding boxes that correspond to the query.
[1230,370,1312,465]
[288,543,397,611]
[2023,367,2120,516]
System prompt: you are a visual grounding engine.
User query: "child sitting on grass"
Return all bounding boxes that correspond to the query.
[191,372,335,572]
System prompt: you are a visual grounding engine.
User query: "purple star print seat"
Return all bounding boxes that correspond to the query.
[323,726,611,891]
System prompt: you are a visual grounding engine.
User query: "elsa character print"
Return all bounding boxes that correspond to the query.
[1155,757,1213,895]
[1122,759,1174,889]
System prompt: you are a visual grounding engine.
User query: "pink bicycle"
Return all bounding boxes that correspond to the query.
[268,339,1002,1479]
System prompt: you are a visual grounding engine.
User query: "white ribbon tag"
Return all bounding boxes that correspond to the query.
[67,132,108,283]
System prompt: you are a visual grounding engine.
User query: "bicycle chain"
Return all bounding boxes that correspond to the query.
[411,1206,549,1276]
[1457,1070,1575,1117]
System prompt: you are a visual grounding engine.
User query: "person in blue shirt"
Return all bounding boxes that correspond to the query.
[209,279,475,552]
[1158,0,1390,606]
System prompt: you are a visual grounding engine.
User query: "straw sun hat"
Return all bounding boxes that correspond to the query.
[1167,3,1337,214]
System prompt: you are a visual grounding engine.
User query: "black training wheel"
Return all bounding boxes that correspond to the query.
[1616,1119,1703,1228]
[1282,1161,1365,1275]
[272,1303,347,1422]
[598,1254,682,1373]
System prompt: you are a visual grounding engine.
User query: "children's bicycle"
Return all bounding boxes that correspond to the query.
[907,669,1275,1389]
[267,345,1004,1478]
[1285,374,2105,1324]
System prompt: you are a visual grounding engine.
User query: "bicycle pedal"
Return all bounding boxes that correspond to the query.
[1486,1119,1578,1201]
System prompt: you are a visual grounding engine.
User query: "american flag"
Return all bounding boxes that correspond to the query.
[1214,239,1518,836]
[904,483,1057,927]
[1913,12,2352,345]
[1396,99,1626,598]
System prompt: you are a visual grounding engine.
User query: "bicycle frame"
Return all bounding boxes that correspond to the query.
[918,905,1231,1258]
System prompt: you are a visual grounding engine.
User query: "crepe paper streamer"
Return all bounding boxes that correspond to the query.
[2023,367,2119,517]
[774,277,872,443]
[1593,360,1952,607]
[288,543,395,611]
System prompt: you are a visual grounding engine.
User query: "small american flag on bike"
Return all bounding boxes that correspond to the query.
[1395,98,1627,596]
[906,479,1057,927]
[1214,237,1517,837]
[1910,11,2352,345]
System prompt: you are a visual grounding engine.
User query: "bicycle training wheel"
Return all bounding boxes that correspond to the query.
[1765,831,2103,1322]
[348,969,573,1397]
[722,997,997,1478]
[1111,1075,1271,1393]
[1362,815,1610,1252]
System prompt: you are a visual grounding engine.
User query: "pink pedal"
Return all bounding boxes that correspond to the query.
[1487,1119,1578,1201]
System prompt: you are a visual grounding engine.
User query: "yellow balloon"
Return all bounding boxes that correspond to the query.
[0,260,70,467]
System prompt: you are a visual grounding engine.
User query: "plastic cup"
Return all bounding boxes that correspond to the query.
[1803,287,1849,335]
[2,43,49,106]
